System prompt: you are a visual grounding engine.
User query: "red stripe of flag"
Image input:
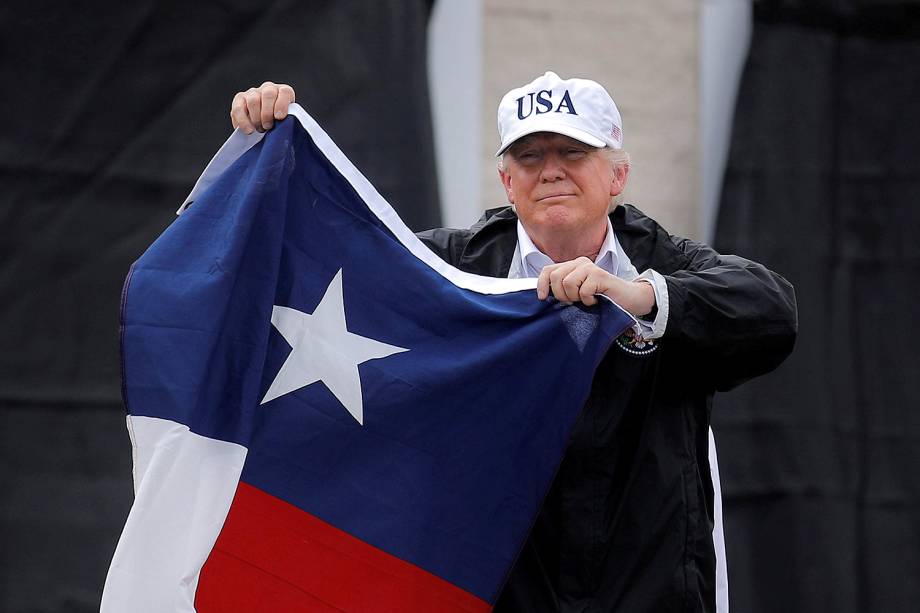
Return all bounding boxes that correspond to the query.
[195,481,492,612]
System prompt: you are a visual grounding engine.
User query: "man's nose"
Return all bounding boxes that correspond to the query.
[540,154,565,182]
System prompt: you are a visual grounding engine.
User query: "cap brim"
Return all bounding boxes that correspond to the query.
[495,120,607,156]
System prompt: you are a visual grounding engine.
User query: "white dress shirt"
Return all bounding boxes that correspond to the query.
[507,218,669,339]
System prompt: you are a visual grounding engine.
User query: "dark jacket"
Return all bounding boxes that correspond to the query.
[417,204,797,612]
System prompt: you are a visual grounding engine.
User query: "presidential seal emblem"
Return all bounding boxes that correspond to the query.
[615,327,659,356]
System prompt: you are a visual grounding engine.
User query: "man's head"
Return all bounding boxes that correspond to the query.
[495,72,630,255]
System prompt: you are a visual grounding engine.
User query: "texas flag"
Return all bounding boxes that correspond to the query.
[101,105,634,612]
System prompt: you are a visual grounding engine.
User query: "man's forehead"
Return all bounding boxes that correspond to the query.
[508,132,597,152]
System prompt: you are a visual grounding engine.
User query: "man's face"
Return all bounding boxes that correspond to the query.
[499,133,626,243]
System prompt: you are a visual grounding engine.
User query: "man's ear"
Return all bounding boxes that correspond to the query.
[498,167,515,204]
[610,164,629,197]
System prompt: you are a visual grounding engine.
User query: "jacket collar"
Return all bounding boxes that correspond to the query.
[457,207,519,277]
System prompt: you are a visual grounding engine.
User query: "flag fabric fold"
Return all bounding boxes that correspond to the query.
[102,105,634,612]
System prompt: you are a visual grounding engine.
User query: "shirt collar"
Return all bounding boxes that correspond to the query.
[514,218,621,278]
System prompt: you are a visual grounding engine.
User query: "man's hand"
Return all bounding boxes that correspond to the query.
[230,82,297,134]
[537,257,655,317]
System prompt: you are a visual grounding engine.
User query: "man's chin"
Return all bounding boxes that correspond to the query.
[529,208,582,232]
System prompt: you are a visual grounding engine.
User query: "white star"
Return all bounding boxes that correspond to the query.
[260,269,409,425]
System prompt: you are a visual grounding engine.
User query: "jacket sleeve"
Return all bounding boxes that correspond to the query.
[661,235,798,391]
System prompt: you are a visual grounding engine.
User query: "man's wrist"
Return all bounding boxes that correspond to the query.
[634,280,657,318]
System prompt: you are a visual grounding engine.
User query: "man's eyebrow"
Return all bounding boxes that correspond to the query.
[510,138,539,152]
[560,138,589,148]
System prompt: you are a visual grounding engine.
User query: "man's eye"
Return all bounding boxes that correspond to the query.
[565,148,587,158]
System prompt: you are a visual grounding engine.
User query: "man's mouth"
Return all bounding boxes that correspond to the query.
[536,193,575,202]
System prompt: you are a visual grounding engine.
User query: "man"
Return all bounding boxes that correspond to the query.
[229,72,797,612]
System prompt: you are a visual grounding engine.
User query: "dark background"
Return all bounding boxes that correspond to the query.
[1,0,917,611]
[713,1,920,612]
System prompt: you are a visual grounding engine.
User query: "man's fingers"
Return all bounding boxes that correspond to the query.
[540,263,573,302]
[230,92,255,134]
[537,268,552,300]
[230,95,242,129]
[538,259,612,306]
[244,89,265,133]
[549,275,568,303]
[560,269,584,303]
[259,82,278,131]
[556,258,596,303]
[578,275,600,306]
[548,263,579,303]
[276,84,296,119]
[230,82,297,132]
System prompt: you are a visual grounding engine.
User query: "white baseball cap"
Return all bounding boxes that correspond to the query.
[495,71,623,156]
